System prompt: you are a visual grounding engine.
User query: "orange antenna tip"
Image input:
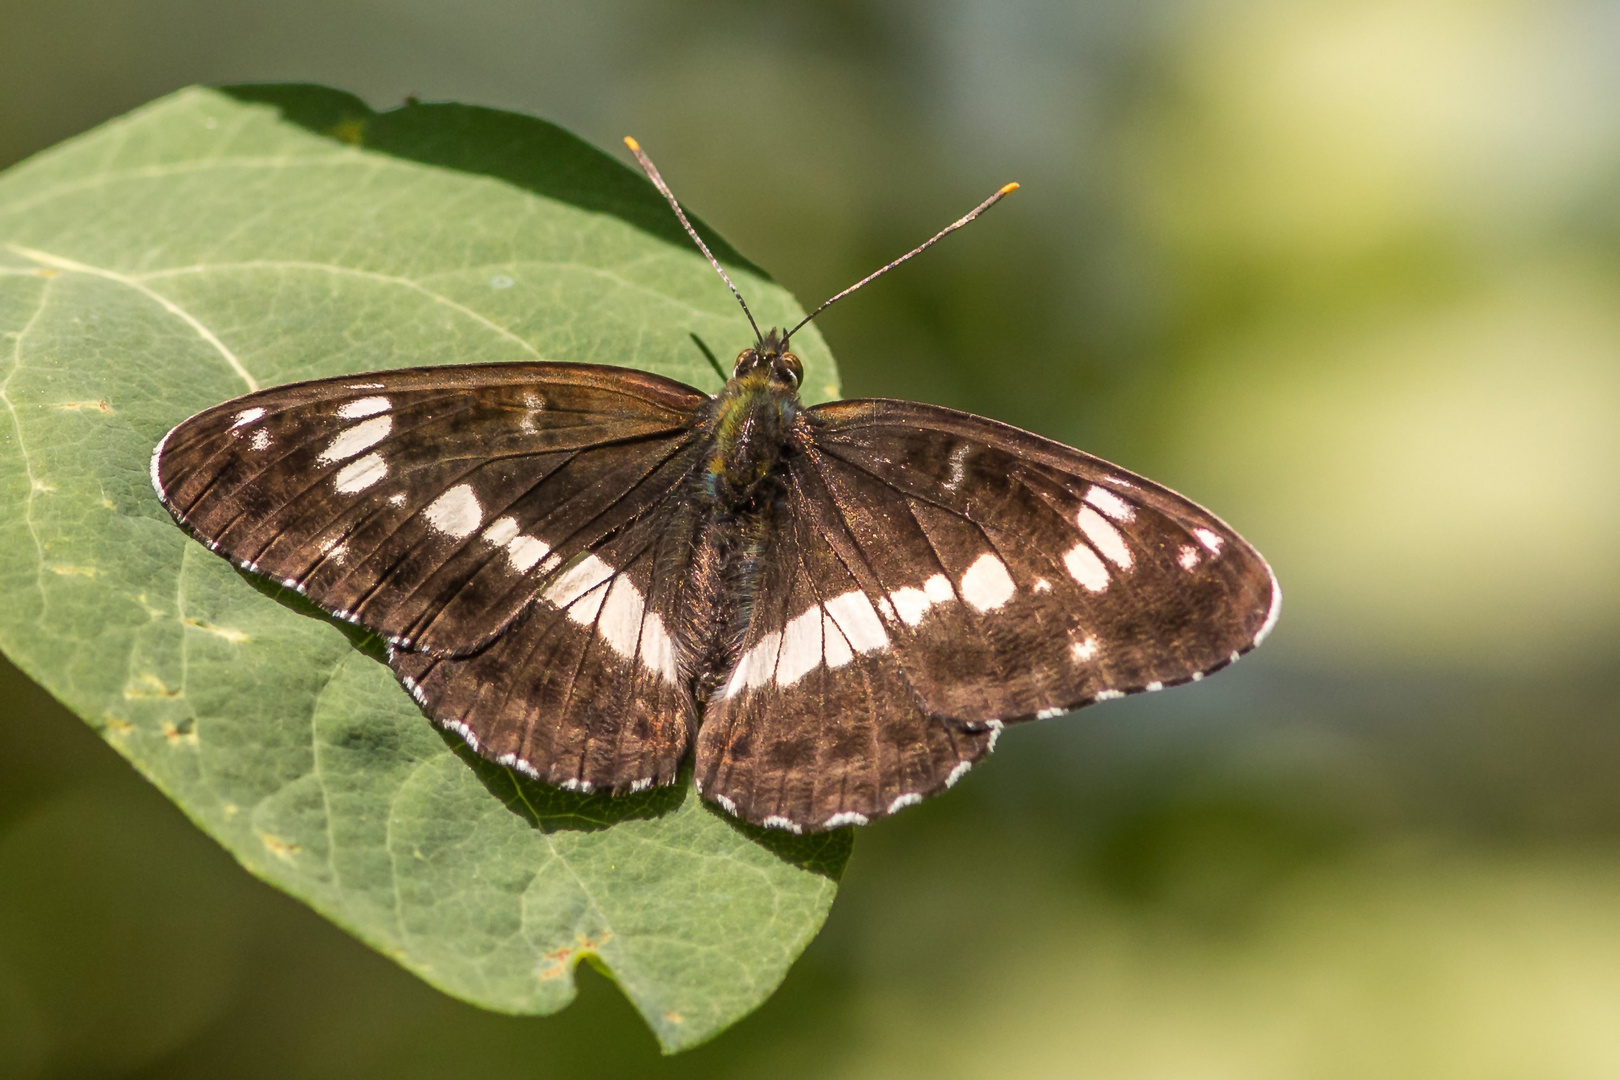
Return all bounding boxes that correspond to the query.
[784,175,1023,340]
[623,135,641,152]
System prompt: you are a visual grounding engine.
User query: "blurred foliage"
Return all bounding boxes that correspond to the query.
[2,0,1618,1076]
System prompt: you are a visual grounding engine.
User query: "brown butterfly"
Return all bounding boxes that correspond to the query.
[152,138,1279,833]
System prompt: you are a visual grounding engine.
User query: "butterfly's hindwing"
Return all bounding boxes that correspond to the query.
[695,481,995,830]
[153,363,708,655]
[389,493,702,794]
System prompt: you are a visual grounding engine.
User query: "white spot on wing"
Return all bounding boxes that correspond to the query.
[775,605,824,687]
[249,429,270,452]
[824,811,868,827]
[640,612,680,685]
[543,554,614,611]
[317,414,392,465]
[1145,681,1164,692]
[519,392,547,433]
[944,444,971,490]
[1063,543,1109,592]
[1178,544,1201,571]
[1094,689,1125,701]
[887,793,922,814]
[715,794,738,814]
[230,407,265,429]
[1255,574,1283,646]
[482,516,520,546]
[959,552,1016,612]
[592,576,646,659]
[1084,485,1135,522]
[945,761,973,787]
[337,396,391,419]
[149,426,173,500]
[1036,707,1065,719]
[886,573,955,626]
[388,492,407,507]
[824,590,888,654]
[630,777,653,793]
[762,815,803,833]
[1194,528,1225,555]
[822,614,855,670]
[334,452,386,493]
[725,630,782,698]
[1033,578,1051,593]
[506,535,550,573]
[423,484,482,539]
[1071,636,1098,662]
[1078,507,1133,570]
[443,718,480,751]
[497,752,540,780]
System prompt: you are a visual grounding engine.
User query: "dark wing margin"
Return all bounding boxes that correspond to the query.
[697,397,1278,832]
[152,362,708,656]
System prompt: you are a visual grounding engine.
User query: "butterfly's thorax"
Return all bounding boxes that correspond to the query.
[672,341,806,702]
[700,369,800,507]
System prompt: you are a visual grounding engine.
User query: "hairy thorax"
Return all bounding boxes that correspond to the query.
[678,370,804,702]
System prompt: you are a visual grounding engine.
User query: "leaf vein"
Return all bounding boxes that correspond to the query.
[4,244,259,392]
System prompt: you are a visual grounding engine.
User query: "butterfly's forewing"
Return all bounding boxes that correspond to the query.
[153,363,708,656]
[697,398,1278,831]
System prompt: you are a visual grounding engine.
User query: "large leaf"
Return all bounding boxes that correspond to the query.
[0,84,850,1052]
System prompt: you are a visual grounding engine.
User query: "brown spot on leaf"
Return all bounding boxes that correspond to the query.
[182,617,249,644]
[124,674,181,699]
[536,932,613,981]
[259,833,301,862]
[161,720,199,747]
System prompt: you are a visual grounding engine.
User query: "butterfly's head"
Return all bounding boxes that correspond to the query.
[732,328,802,389]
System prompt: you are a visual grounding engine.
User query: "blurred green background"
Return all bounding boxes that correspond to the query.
[3,0,1619,1076]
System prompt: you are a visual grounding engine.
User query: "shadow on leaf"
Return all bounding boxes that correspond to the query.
[721,813,855,879]
[449,733,689,834]
[217,83,768,280]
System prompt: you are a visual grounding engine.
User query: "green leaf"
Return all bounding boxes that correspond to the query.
[0,84,850,1052]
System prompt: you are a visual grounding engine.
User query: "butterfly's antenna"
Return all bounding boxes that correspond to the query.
[785,182,1019,342]
[625,136,763,344]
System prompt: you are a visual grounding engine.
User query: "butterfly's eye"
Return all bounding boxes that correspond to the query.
[780,352,803,387]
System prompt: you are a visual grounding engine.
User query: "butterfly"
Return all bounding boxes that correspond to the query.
[151,137,1279,834]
